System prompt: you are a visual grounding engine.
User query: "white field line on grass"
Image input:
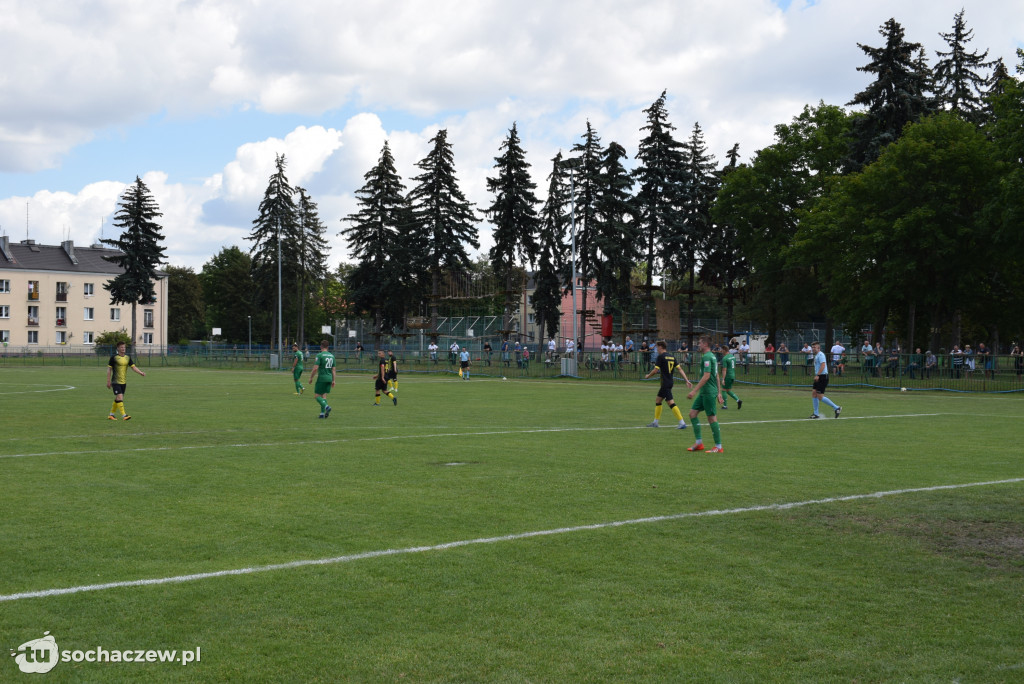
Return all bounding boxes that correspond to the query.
[1,476,1021,603]
[0,384,76,395]
[0,413,947,460]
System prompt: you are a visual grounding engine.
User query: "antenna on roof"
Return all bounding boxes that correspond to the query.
[26,202,29,241]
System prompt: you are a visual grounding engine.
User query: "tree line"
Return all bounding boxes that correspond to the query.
[163,11,1024,352]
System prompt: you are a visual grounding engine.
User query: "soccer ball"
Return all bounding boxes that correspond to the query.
[900,387,907,392]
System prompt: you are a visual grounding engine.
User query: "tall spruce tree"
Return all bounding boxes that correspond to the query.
[247,154,300,347]
[594,141,637,320]
[485,123,541,337]
[675,122,717,342]
[568,121,603,348]
[342,141,415,334]
[295,187,329,346]
[407,129,480,332]
[702,144,748,338]
[633,90,687,335]
[846,18,932,170]
[533,151,570,342]
[101,176,167,348]
[934,9,996,124]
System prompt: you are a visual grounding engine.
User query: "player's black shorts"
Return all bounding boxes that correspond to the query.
[657,383,674,401]
[111,383,127,396]
[812,374,830,393]
[460,361,469,369]
[386,371,397,380]
[375,377,388,391]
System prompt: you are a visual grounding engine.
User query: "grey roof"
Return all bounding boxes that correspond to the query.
[0,240,126,275]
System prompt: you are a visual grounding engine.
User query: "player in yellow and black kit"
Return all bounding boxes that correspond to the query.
[374,349,397,406]
[642,340,691,429]
[106,341,146,420]
[385,350,399,393]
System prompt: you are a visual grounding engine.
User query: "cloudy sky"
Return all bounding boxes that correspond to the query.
[1,0,1021,270]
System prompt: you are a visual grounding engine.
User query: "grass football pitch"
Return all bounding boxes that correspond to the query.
[2,366,1022,682]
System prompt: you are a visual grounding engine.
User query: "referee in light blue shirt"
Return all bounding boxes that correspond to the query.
[809,341,842,419]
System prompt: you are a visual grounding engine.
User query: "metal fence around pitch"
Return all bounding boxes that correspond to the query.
[2,346,1022,393]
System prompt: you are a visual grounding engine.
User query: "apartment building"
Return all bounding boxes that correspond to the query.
[0,236,167,352]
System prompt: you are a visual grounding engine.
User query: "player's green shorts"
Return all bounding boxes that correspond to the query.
[722,375,734,390]
[691,391,718,416]
[314,380,333,395]
[293,368,304,381]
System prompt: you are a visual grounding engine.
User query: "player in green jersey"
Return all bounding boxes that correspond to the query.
[719,349,742,410]
[686,335,724,453]
[308,340,336,418]
[290,343,305,394]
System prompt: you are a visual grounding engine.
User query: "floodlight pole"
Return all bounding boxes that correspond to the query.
[570,167,578,359]
[247,315,252,356]
[277,216,283,362]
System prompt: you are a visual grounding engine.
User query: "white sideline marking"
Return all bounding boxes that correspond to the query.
[0,413,947,460]
[1,477,1020,603]
[0,384,75,395]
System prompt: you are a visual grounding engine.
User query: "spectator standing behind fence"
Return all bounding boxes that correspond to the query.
[522,345,530,369]
[483,341,493,366]
[502,338,511,366]
[951,345,964,378]
[907,348,923,379]
[977,342,992,378]
[639,339,650,370]
[514,340,522,367]
[860,339,874,376]
[565,338,575,358]
[830,341,845,377]
[777,342,790,375]
[764,340,776,374]
[624,335,634,362]
[547,338,555,362]
[429,340,439,364]
[355,341,364,362]
[924,350,937,378]
[1012,345,1023,378]
[964,344,975,374]
[450,340,460,365]
[802,343,813,375]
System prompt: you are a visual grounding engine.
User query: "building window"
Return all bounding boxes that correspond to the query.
[83,283,94,296]
[142,332,154,345]
[27,280,39,301]
[0,330,9,343]
[0,279,9,293]
[84,307,94,321]
[111,308,120,322]
[28,306,39,326]
[0,305,8,319]
[56,307,66,326]
[56,331,67,344]
[27,330,38,344]
[56,282,69,302]
[144,309,154,328]
[82,331,94,345]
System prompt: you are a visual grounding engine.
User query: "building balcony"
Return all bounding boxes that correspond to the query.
[56,293,68,302]
[28,317,39,326]
[27,293,39,301]
[56,319,66,327]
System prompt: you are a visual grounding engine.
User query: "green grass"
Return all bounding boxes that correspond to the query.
[1,367,1022,682]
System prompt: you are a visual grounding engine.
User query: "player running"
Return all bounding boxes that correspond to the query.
[386,350,399,393]
[719,347,742,410]
[643,340,691,429]
[291,343,305,394]
[308,340,335,418]
[374,349,397,405]
[686,335,725,453]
